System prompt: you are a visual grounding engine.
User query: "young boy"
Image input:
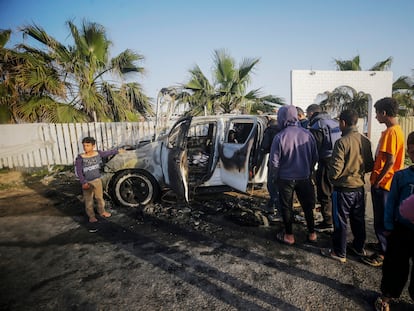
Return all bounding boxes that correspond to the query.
[375,131,414,311]
[363,97,405,267]
[75,137,124,223]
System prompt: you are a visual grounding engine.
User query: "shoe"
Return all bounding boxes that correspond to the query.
[267,213,283,223]
[294,214,306,224]
[347,242,367,257]
[260,201,275,214]
[366,242,382,252]
[374,296,390,311]
[320,248,346,263]
[314,222,334,233]
[361,253,384,267]
[89,217,98,223]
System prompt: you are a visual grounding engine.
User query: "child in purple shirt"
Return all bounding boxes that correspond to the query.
[75,137,124,223]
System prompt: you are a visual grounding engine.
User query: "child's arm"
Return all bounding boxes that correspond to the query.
[98,148,124,158]
[75,155,88,187]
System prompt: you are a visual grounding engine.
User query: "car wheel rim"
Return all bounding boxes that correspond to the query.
[119,176,152,205]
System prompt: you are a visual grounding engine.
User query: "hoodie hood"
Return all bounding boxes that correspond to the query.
[309,111,331,126]
[277,105,298,128]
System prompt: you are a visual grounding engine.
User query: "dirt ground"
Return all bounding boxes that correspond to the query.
[0,169,413,311]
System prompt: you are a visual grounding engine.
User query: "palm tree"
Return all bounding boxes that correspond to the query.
[178,49,279,115]
[1,29,81,123]
[393,73,414,116]
[180,65,216,115]
[334,55,362,71]
[17,20,152,122]
[334,55,392,71]
[320,86,369,117]
[250,95,285,114]
[329,55,393,118]
[1,29,20,123]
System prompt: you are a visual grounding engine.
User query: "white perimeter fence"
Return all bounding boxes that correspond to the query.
[0,121,156,169]
[1,117,414,170]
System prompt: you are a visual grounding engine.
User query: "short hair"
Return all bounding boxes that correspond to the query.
[82,137,96,144]
[306,104,321,114]
[296,106,305,116]
[339,109,358,126]
[407,131,414,145]
[374,97,399,117]
[268,118,278,126]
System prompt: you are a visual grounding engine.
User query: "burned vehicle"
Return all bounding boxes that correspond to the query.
[102,115,273,208]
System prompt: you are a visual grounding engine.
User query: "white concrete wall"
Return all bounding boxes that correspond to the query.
[291,70,393,151]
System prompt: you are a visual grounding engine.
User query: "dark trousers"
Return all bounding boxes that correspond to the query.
[381,223,414,300]
[371,187,389,254]
[267,166,279,210]
[331,189,366,257]
[278,178,315,235]
[315,158,333,225]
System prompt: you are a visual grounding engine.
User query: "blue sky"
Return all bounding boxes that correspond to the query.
[1,0,413,104]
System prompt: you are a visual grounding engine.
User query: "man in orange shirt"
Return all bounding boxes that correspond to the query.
[362,97,405,267]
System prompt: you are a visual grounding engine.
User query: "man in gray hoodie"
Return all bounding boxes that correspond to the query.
[269,105,319,245]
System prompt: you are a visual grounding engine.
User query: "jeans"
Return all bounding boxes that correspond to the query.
[278,178,315,234]
[332,189,366,257]
[381,223,414,299]
[267,166,279,211]
[315,158,333,225]
[371,186,389,254]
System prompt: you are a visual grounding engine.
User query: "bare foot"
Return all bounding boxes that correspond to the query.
[100,212,111,218]
[284,233,295,245]
[308,232,317,242]
[276,231,295,245]
[89,217,98,223]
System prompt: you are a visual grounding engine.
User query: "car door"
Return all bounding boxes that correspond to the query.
[219,117,258,192]
[160,117,192,202]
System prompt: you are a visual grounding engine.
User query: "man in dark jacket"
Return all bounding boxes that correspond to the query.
[320,109,374,263]
[296,106,309,128]
[270,105,318,245]
[307,104,341,233]
[256,118,280,215]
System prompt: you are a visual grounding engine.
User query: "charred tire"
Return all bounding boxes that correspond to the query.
[111,170,160,207]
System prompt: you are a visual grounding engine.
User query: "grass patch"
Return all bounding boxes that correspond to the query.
[0,165,74,190]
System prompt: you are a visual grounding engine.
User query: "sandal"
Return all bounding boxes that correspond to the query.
[276,231,295,246]
[374,296,390,311]
[361,253,384,267]
[320,248,346,263]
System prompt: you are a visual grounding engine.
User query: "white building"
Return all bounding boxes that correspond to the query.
[291,70,393,151]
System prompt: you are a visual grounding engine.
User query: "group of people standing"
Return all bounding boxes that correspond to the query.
[264,97,413,310]
[74,98,413,310]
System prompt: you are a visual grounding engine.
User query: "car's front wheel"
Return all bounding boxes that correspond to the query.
[111,170,160,207]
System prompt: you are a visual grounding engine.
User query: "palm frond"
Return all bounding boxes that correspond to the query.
[110,49,145,76]
[0,29,11,48]
[393,76,413,90]
[369,57,393,71]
